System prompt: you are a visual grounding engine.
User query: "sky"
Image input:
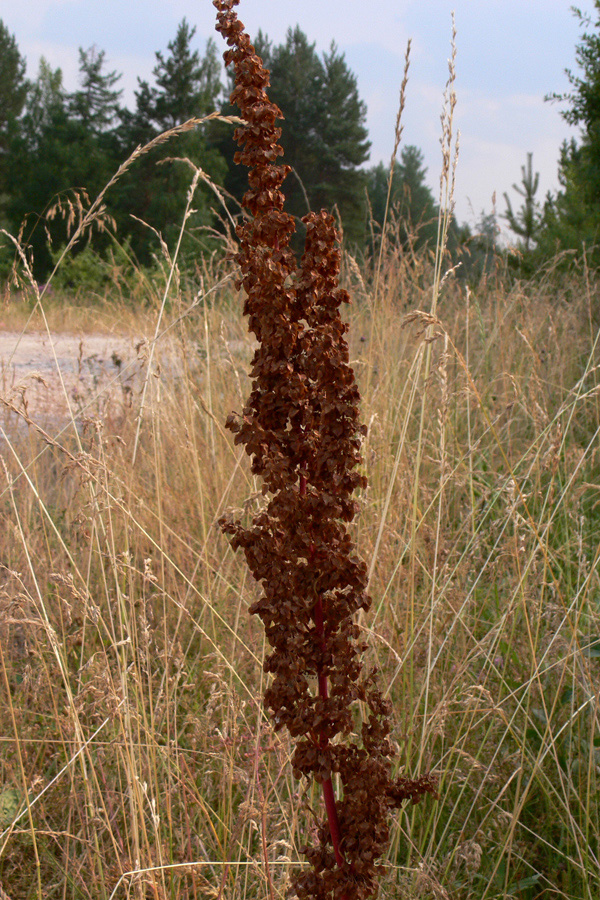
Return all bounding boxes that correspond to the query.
[1,0,598,236]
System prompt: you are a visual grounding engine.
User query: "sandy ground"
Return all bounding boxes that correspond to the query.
[0,330,148,430]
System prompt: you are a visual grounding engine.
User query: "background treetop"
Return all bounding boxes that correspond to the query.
[213,24,371,247]
[69,46,123,135]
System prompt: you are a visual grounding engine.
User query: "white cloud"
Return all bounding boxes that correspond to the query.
[0,0,71,31]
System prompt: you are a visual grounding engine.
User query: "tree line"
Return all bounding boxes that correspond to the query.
[0,16,473,284]
[1,6,600,284]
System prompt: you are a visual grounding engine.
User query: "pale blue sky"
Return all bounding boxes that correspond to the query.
[1,0,597,233]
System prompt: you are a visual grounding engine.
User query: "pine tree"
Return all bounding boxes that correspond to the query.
[503,152,542,251]
[213,25,370,247]
[7,58,72,275]
[7,51,124,278]
[69,46,123,136]
[113,21,225,266]
[366,145,438,249]
[266,27,370,245]
[65,46,124,196]
[0,20,27,147]
[540,2,600,257]
[0,20,27,219]
[151,21,221,128]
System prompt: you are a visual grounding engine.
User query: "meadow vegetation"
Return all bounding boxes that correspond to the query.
[1,194,600,899]
[2,5,600,900]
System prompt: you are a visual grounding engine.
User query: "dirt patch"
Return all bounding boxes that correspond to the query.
[0,326,256,439]
[0,330,147,430]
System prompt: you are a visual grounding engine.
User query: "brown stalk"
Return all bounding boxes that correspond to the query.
[302,471,346,873]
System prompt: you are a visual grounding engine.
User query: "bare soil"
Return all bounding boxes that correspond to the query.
[0,330,147,429]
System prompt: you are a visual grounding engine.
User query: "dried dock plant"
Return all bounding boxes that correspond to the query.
[214,3,436,897]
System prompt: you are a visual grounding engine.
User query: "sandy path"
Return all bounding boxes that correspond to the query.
[0,330,147,428]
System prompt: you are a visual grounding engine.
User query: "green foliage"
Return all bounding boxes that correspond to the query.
[7,58,78,277]
[69,45,123,136]
[152,21,221,130]
[503,151,543,251]
[0,14,472,285]
[266,27,371,246]
[122,20,221,138]
[48,238,156,302]
[6,52,128,278]
[0,232,17,283]
[365,145,438,249]
[0,18,27,215]
[112,20,226,267]
[110,132,227,268]
[536,136,600,264]
[2,21,227,279]
[457,209,504,283]
[0,20,27,137]
[538,2,600,261]
[212,25,370,248]
[50,242,111,294]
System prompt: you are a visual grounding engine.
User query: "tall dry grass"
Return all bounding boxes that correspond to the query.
[1,41,600,896]
[1,221,600,899]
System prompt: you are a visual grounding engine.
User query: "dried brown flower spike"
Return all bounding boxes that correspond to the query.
[214,2,437,897]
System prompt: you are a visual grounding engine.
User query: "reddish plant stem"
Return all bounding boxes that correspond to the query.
[313,594,329,701]
[300,472,346,872]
